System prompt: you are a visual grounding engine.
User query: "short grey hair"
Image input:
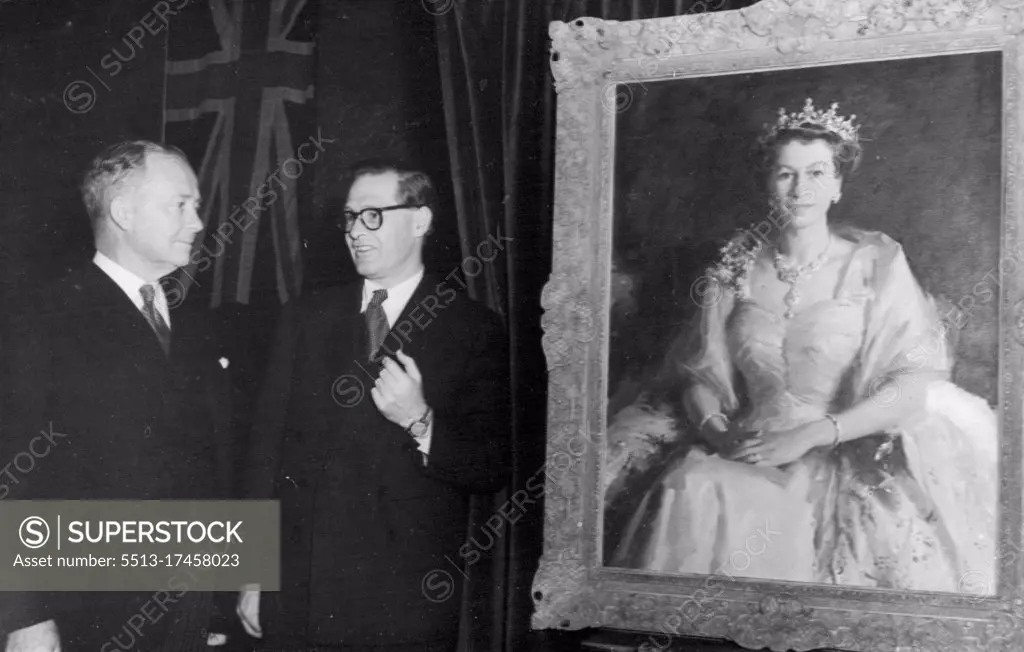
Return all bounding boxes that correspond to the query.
[80,140,190,225]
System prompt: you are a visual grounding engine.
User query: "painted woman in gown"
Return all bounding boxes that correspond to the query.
[604,100,998,592]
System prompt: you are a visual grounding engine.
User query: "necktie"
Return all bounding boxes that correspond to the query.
[139,283,171,356]
[365,289,390,363]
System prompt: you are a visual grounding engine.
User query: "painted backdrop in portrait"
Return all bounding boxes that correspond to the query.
[604,51,1002,585]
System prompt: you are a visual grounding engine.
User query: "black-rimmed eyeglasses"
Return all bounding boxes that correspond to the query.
[339,203,422,233]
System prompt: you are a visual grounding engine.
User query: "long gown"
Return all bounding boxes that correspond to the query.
[605,228,998,592]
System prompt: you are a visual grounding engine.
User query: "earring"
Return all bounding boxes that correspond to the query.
[832,192,842,204]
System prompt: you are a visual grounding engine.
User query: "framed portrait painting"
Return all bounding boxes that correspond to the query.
[530,1,1024,650]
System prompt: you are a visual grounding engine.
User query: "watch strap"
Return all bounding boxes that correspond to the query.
[406,407,432,437]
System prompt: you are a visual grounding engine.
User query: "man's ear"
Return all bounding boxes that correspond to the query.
[413,206,433,237]
[108,194,133,231]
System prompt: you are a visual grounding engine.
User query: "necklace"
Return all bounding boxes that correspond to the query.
[771,236,832,319]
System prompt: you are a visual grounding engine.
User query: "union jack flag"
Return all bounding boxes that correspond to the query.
[162,0,317,307]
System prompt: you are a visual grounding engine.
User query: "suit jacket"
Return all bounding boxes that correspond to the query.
[0,263,233,650]
[244,273,511,649]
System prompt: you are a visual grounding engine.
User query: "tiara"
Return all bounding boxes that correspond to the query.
[766,98,860,143]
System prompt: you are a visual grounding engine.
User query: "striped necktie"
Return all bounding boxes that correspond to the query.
[139,283,171,356]
[365,289,390,363]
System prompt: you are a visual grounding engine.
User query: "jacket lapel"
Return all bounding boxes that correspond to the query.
[79,265,169,367]
[168,303,225,424]
[320,284,365,374]
[376,274,436,361]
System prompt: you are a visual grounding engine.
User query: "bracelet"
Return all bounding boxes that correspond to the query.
[698,412,728,433]
[824,414,842,448]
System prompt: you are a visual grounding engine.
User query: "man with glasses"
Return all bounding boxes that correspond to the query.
[240,159,511,651]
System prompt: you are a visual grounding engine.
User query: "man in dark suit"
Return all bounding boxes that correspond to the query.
[240,160,511,651]
[0,141,233,652]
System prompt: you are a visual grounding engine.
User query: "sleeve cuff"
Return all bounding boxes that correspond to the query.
[416,422,434,458]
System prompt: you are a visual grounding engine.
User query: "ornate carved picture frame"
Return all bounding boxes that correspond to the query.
[531,1,1024,650]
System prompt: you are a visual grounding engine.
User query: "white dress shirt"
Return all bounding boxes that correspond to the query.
[360,267,433,456]
[360,267,425,325]
[93,251,171,327]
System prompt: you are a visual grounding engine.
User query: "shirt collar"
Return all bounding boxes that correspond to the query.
[361,267,425,314]
[92,251,170,324]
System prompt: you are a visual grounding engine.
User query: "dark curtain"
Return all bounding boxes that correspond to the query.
[435,1,755,650]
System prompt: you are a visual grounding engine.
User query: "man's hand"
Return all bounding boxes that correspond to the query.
[5,620,60,652]
[371,350,428,428]
[236,584,262,639]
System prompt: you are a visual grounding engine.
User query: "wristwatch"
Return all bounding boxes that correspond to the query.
[406,407,432,439]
